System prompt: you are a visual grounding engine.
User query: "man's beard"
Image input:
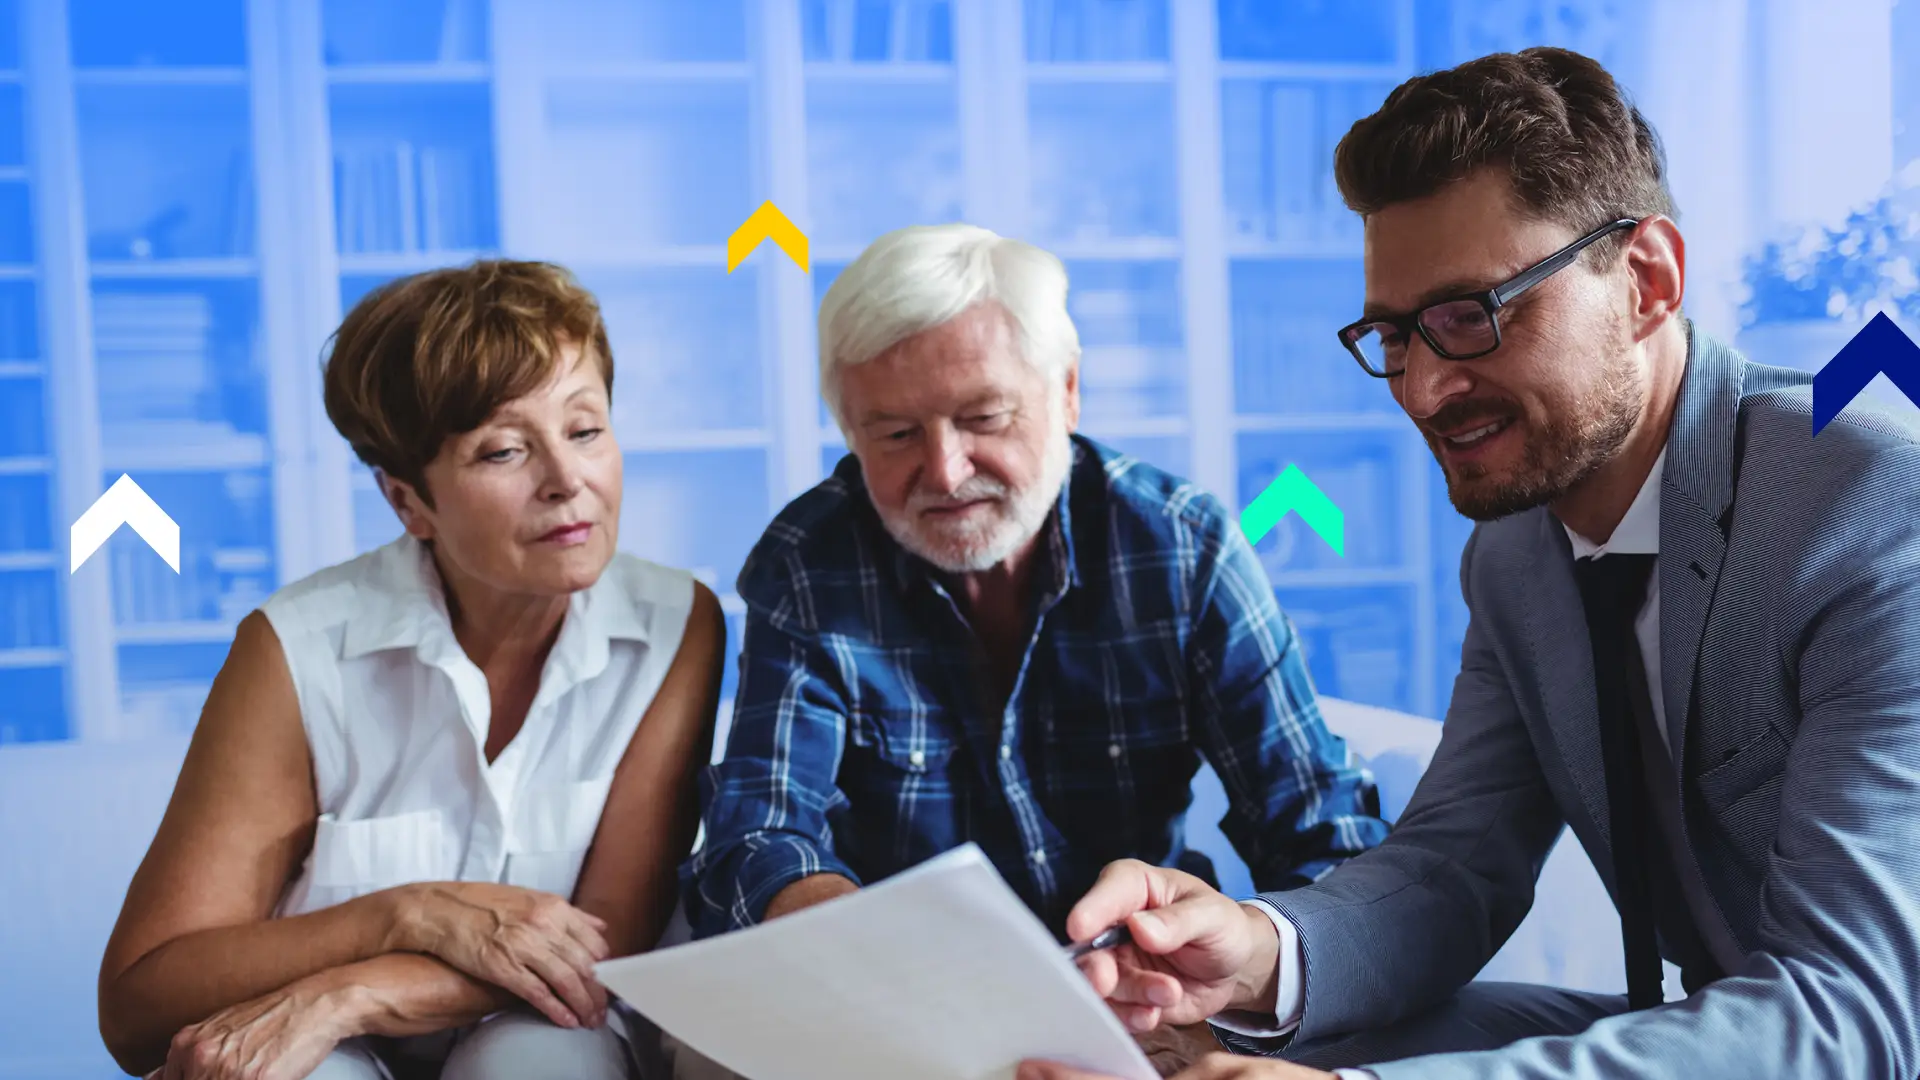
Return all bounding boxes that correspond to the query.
[1428,346,1644,522]
[877,427,1074,574]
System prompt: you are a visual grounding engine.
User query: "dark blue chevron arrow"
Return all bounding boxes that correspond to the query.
[1813,312,1920,434]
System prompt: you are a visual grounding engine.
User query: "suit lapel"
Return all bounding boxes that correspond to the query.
[1658,326,1746,769]
[1520,514,1615,842]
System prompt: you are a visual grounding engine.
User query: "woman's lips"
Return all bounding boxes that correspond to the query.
[538,523,593,546]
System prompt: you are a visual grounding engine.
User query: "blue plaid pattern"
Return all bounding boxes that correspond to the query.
[685,436,1386,939]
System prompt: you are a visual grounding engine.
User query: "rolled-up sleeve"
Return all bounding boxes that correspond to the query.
[1187,515,1388,892]
[684,606,861,938]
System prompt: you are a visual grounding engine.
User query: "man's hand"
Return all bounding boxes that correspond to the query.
[1066,860,1281,1032]
[1020,1053,1336,1080]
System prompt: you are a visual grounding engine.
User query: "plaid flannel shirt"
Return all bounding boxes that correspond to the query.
[686,436,1386,939]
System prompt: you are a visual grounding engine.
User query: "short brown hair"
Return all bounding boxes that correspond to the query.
[322,259,613,506]
[1334,47,1674,263]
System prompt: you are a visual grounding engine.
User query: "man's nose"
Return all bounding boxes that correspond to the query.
[921,426,974,494]
[1396,336,1470,421]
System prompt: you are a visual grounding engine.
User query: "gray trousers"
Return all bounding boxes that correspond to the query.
[1252,982,1628,1071]
[308,1007,667,1080]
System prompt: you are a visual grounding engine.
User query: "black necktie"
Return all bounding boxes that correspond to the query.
[1573,552,1664,1010]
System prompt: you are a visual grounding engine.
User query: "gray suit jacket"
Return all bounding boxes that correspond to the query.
[1261,325,1920,1079]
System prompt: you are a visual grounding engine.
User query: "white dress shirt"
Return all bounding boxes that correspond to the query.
[1215,450,1669,1075]
[264,532,696,918]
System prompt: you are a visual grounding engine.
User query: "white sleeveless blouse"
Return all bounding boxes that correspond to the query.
[261,533,694,918]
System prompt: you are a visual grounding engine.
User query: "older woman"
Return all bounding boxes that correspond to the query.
[97,261,724,1080]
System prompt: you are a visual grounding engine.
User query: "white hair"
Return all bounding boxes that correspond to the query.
[817,223,1081,430]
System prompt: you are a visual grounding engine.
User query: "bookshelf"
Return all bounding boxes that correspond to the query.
[4,0,321,743]
[1203,0,1444,716]
[0,151,67,740]
[3,0,1642,743]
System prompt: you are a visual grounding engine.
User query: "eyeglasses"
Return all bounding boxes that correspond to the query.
[1337,217,1641,378]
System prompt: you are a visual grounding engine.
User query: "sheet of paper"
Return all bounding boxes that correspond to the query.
[596,844,1159,1080]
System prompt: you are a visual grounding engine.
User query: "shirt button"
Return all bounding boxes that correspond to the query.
[1030,849,1048,865]
[909,750,926,767]
[1108,743,1122,759]
[1000,745,1013,761]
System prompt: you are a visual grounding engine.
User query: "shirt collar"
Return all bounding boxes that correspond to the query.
[341,534,650,680]
[1563,445,1665,559]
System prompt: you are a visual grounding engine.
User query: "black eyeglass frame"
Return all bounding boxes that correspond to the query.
[1337,217,1643,378]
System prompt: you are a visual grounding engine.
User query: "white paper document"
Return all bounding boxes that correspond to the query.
[596,844,1159,1080]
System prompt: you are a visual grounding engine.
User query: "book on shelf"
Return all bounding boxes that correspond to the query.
[1270,84,1321,243]
[0,283,35,356]
[220,148,256,258]
[0,568,57,650]
[0,475,49,551]
[91,291,216,426]
[803,0,953,62]
[438,0,487,64]
[325,0,485,66]
[1027,0,1164,62]
[335,140,490,255]
[1220,83,1269,239]
[112,541,269,628]
[0,378,44,457]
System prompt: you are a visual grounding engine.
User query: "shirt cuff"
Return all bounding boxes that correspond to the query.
[1334,1071,1377,1080]
[1205,898,1305,1038]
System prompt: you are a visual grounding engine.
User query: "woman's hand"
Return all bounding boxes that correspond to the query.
[386,881,611,1029]
[1136,1022,1228,1077]
[148,976,364,1080]
[1066,860,1281,1032]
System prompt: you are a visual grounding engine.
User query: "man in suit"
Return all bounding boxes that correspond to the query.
[1019,46,1920,1080]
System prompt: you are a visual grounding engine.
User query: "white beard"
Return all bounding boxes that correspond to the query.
[877,426,1075,575]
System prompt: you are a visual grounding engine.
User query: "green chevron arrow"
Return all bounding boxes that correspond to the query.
[1240,463,1344,556]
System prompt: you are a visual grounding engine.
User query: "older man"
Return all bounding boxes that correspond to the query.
[685,223,1385,944]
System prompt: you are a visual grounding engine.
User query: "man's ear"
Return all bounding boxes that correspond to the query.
[378,469,434,542]
[1625,214,1686,340]
[1061,357,1082,433]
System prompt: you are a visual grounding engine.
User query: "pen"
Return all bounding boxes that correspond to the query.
[1063,923,1134,960]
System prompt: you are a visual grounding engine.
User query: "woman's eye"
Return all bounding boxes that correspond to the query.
[571,427,604,441]
[480,447,517,463]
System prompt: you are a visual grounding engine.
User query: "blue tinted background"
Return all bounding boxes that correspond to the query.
[2,0,1917,1074]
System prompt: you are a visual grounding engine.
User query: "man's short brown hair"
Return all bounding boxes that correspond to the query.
[1334,46,1674,263]
[322,259,613,507]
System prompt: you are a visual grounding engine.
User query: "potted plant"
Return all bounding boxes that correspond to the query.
[1737,160,1920,387]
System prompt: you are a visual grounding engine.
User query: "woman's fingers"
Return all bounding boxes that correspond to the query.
[562,909,613,964]
[542,929,610,1023]
[521,943,601,1028]
[501,963,583,1029]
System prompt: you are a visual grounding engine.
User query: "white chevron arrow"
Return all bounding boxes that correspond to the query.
[70,474,179,574]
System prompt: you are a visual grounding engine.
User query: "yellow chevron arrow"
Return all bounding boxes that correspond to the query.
[727,201,810,273]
